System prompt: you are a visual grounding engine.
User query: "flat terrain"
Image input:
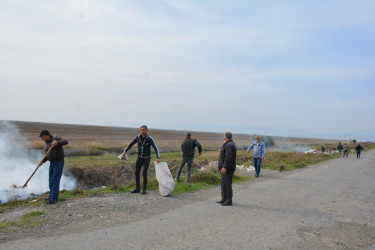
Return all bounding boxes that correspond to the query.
[6,120,337,148]
[1,150,374,249]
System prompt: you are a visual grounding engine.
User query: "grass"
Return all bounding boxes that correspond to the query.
[64,150,222,169]
[0,166,250,211]
[0,211,46,230]
[260,151,336,170]
[3,143,374,211]
[66,155,125,168]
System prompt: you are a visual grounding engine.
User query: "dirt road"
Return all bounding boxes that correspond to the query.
[1,151,375,249]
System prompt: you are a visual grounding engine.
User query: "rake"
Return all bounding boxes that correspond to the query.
[12,145,55,189]
[252,153,285,172]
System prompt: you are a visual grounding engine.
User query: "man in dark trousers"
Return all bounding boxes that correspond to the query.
[355,144,364,158]
[121,125,160,194]
[38,130,68,205]
[175,132,202,183]
[217,132,237,206]
[337,142,343,157]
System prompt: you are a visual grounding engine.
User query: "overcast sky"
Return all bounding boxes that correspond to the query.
[0,0,374,140]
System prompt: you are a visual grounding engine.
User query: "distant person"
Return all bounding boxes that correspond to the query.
[121,125,160,194]
[217,132,237,206]
[321,145,325,153]
[355,144,364,158]
[337,142,343,157]
[343,143,349,158]
[175,132,202,183]
[247,135,265,177]
[38,130,68,205]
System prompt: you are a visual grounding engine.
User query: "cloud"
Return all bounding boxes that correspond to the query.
[0,0,374,138]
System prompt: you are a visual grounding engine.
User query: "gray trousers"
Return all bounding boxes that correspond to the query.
[221,172,234,203]
[176,156,194,183]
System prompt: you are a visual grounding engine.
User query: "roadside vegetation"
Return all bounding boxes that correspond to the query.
[2,141,374,212]
[0,211,46,230]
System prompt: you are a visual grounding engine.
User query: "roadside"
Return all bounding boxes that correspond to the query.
[0,168,262,244]
[1,150,374,249]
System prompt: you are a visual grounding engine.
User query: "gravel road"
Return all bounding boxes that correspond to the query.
[1,150,375,250]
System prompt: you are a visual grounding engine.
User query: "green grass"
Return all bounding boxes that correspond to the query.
[66,155,125,168]
[260,151,337,171]
[0,211,46,230]
[64,150,222,169]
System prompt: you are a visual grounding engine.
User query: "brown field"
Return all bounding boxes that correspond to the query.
[5,120,338,148]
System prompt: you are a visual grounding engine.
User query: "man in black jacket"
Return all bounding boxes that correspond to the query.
[175,132,202,183]
[355,144,364,158]
[337,142,343,157]
[122,125,160,194]
[217,132,237,206]
[38,130,69,205]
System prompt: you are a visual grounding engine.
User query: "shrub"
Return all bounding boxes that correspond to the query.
[190,166,220,185]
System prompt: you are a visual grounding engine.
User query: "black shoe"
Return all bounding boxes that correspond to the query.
[46,200,56,205]
[216,200,225,204]
[141,190,147,195]
[131,189,140,194]
[221,201,232,206]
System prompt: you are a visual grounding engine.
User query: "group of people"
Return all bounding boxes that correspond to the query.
[37,125,266,206]
[337,142,364,158]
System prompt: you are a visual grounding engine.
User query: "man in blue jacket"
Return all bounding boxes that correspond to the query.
[247,135,265,178]
[122,125,160,194]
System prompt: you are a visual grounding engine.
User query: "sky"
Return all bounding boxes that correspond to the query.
[0,0,374,141]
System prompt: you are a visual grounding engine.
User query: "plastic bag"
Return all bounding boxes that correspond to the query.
[118,153,128,160]
[155,162,175,197]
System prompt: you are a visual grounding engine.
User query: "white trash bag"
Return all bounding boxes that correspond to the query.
[155,162,175,197]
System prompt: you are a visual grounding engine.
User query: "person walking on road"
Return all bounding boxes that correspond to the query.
[121,125,160,195]
[175,132,202,183]
[343,143,349,158]
[217,132,237,206]
[337,142,343,157]
[247,135,265,178]
[355,144,364,158]
[38,130,69,205]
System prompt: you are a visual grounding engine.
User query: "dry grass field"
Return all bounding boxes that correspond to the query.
[7,120,337,148]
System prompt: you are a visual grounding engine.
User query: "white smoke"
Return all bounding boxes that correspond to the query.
[0,121,76,203]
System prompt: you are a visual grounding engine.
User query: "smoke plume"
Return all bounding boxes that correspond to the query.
[0,121,76,203]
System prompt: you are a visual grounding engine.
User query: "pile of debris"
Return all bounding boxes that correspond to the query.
[198,161,254,173]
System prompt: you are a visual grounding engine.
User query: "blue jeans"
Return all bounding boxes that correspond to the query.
[49,160,64,201]
[254,157,262,177]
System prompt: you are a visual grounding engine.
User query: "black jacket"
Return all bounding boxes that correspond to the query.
[124,134,160,159]
[218,140,237,173]
[43,135,68,163]
[181,138,202,157]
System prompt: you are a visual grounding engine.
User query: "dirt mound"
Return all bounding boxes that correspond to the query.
[68,164,135,188]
